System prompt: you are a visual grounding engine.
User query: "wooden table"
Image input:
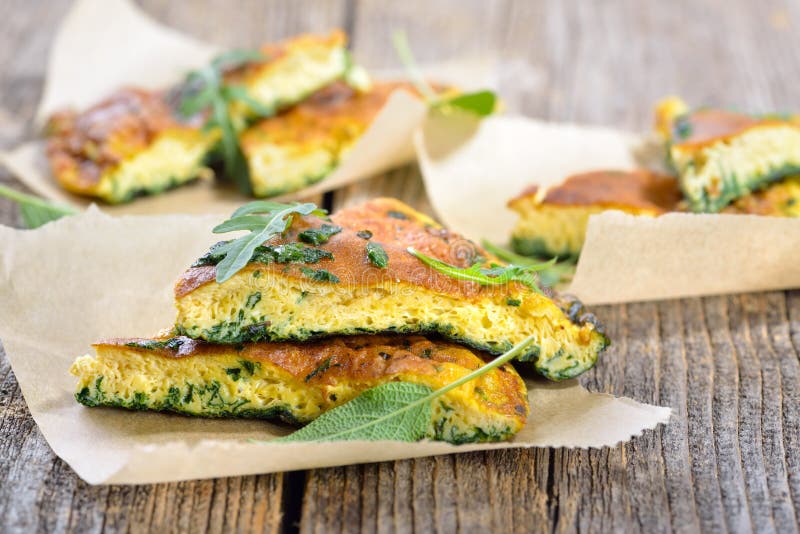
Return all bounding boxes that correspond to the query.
[1,1,799,531]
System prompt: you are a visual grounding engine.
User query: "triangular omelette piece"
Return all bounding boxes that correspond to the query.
[240,81,420,197]
[174,198,609,380]
[655,96,800,212]
[508,169,681,260]
[225,30,352,122]
[71,334,528,444]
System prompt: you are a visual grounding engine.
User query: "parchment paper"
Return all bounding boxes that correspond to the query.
[415,113,800,304]
[0,211,670,484]
[0,0,477,214]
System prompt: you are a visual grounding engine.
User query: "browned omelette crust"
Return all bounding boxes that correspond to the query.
[670,108,796,149]
[45,87,199,193]
[95,334,528,420]
[176,198,506,300]
[240,81,420,147]
[508,170,682,212]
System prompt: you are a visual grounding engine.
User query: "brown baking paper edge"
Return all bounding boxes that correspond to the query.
[0,210,669,484]
[0,0,487,215]
[415,113,800,305]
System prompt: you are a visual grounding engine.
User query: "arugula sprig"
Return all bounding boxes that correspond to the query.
[480,240,575,288]
[0,185,78,229]
[270,335,536,442]
[211,200,327,283]
[407,247,554,293]
[179,50,274,195]
[391,30,496,116]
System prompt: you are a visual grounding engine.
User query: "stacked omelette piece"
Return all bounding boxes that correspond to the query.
[46,31,422,203]
[71,198,609,443]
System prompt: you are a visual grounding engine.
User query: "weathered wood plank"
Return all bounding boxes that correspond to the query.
[655,300,701,533]
[2,0,800,532]
[782,290,800,520]
[742,294,798,531]
[728,295,780,532]
[703,296,752,532]
[681,298,727,532]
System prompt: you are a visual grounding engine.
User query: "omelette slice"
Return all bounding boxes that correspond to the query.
[174,198,608,380]
[70,335,528,444]
[508,170,682,260]
[46,88,217,204]
[720,175,800,217]
[241,81,418,197]
[655,96,800,212]
[225,30,352,122]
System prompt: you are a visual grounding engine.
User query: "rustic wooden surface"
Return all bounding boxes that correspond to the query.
[1,0,800,532]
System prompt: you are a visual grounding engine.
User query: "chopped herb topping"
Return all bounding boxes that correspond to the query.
[506,298,521,307]
[420,348,433,359]
[379,352,391,360]
[305,357,334,382]
[260,243,334,264]
[300,267,340,283]
[298,224,342,245]
[366,242,389,268]
[387,210,408,220]
[195,241,333,267]
[356,229,373,240]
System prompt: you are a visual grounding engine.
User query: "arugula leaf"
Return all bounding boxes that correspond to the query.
[0,184,78,229]
[480,239,574,288]
[211,49,268,72]
[179,49,271,195]
[407,247,553,293]
[232,200,321,217]
[273,335,535,442]
[391,30,496,117]
[390,30,437,101]
[211,201,327,283]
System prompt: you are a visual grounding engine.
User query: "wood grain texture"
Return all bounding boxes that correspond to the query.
[1,0,800,532]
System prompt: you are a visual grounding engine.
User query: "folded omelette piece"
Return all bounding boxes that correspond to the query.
[46,88,217,204]
[225,30,352,122]
[174,198,608,380]
[655,96,800,212]
[70,335,528,444]
[508,170,681,260]
[240,81,418,197]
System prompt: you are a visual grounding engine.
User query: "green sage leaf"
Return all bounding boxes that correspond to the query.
[271,335,536,443]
